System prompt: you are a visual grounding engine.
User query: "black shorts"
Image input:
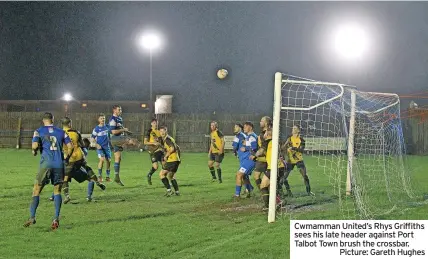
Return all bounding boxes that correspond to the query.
[71,167,90,183]
[35,167,64,186]
[286,161,305,172]
[66,160,93,183]
[209,153,224,163]
[65,160,85,178]
[150,151,164,163]
[255,161,268,173]
[265,167,286,180]
[163,161,180,173]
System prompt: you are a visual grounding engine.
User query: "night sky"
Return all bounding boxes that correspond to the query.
[1,2,428,113]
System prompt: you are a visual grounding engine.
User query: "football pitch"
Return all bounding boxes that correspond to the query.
[1,149,428,259]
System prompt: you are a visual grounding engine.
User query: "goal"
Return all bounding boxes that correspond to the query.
[268,72,413,222]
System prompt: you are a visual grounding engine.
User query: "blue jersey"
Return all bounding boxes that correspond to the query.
[239,132,258,162]
[32,125,71,168]
[108,115,124,136]
[91,125,110,147]
[232,132,247,159]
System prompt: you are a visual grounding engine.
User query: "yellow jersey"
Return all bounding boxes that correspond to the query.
[264,139,285,170]
[162,135,181,162]
[256,130,267,162]
[145,128,162,153]
[210,129,224,154]
[285,135,305,164]
[63,127,84,162]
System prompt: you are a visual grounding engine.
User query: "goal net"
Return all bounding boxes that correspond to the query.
[268,73,413,222]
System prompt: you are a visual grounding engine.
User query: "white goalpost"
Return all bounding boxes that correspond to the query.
[268,72,413,223]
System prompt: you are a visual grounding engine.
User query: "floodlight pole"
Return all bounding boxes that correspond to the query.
[64,102,69,117]
[149,48,153,116]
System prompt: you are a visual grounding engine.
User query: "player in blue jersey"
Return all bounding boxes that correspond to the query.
[232,123,246,158]
[109,105,139,186]
[233,121,258,198]
[91,113,112,182]
[23,112,73,230]
[232,123,254,197]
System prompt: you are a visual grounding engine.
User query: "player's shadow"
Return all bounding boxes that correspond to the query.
[61,212,171,229]
[285,191,338,211]
[177,183,195,187]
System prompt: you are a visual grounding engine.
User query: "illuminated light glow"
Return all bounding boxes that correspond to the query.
[63,93,73,102]
[334,24,368,60]
[140,103,147,108]
[138,33,162,51]
[82,103,87,107]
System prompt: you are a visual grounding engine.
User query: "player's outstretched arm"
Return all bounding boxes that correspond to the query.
[252,147,265,161]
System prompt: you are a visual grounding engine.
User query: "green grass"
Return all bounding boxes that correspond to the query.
[0,149,427,259]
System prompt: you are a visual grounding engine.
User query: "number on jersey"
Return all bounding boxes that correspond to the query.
[49,136,58,150]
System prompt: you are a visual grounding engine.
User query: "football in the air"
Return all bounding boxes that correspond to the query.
[217,69,228,79]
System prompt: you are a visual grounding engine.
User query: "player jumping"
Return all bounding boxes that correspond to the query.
[233,121,258,198]
[208,121,225,183]
[109,105,139,186]
[145,118,164,185]
[24,112,73,230]
[62,117,106,203]
[159,126,181,196]
[91,113,112,182]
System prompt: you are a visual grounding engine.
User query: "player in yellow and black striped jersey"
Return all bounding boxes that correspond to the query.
[159,126,181,196]
[208,121,225,183]
[61,117,106,203]
[282,125,314,196]
[144,118,164,185]
[252,128,285,210]
[253,116,272,190]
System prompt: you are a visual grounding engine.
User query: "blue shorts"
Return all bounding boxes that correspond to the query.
[97,146,112,159]
[238,159,256,176]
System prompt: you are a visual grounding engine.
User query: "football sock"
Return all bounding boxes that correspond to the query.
[284,179,291,191]
[30,196,40,218]
[209,167,216,179]
[148,167,156,176]
[87,182,95,197]
[62,182,70,197]
[161,178,171,189]
[171,179,179,192]
[255,179,262,190]
[114,163,120,175]
[106,169,111,177]
[235,185,242,196]
[216,168,222,180]
[276,180,282,195]
[245,183,253,192]
[98,169,102,177]
[53,194,62,219]
[261,187,269,207]
[304,175,311,193]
